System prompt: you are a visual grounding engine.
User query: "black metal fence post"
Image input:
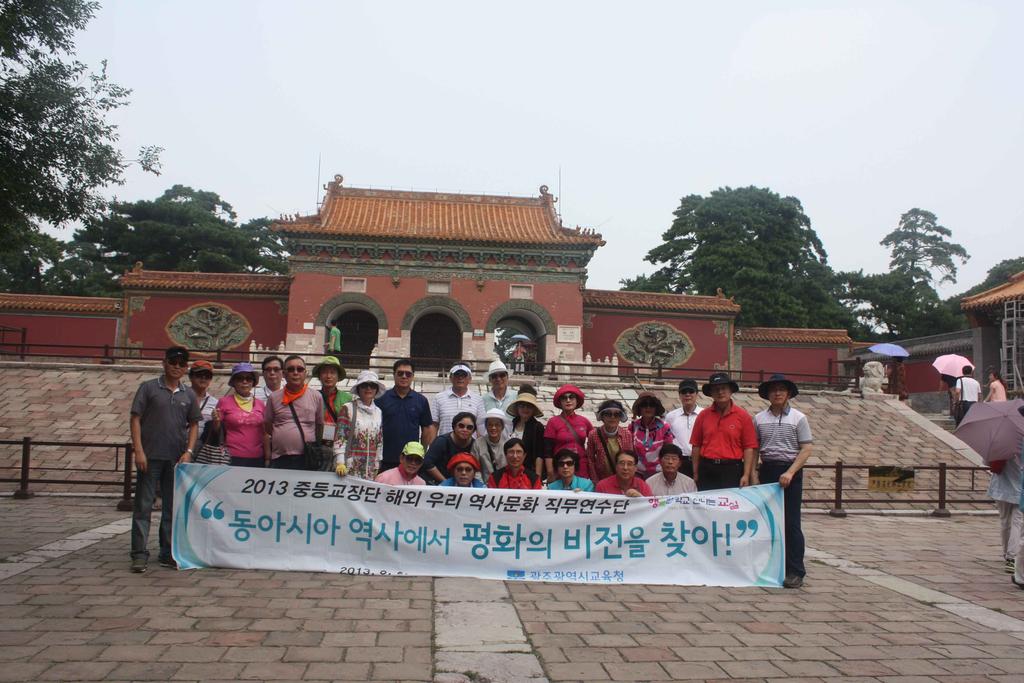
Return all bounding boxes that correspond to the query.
[933,462,952,517]
[14,436,33,499]
[118,442,134,511]
[828,459,846,517]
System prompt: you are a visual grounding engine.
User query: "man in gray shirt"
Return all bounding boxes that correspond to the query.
[129,346,201,573]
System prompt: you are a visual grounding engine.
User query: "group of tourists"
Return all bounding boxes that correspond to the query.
[129,346,813,588]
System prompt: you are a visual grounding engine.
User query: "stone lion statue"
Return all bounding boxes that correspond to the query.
[860,361,886,394]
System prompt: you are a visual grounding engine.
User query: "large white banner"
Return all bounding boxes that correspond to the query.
[172,463,785,587]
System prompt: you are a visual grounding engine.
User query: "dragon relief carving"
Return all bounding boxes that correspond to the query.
[166,303,252,351]
[614,322,695,368]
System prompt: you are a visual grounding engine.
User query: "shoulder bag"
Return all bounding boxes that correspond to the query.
[288,400,332,471]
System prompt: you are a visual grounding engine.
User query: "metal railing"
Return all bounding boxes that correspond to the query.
[1,438,993,517]
[0,437,134,511]
[802,461,991,517]
[0,340,858,390]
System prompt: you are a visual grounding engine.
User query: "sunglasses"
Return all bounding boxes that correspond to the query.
[166,358,188,367]
[264,367,283,373]
[452,371,469,378]
[285,366,306,373]
[454,422,476,431]
[190,372,213,379]
[395,370,414,378]
[490,372,508,379]
[557,461,575,468]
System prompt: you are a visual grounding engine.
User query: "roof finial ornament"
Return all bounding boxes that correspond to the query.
[132,261,143,274]
[716,287,725,298]
[325,174,344,193]
[539,184,549,196]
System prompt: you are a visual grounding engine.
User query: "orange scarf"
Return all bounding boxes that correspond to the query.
[281,384,307,405]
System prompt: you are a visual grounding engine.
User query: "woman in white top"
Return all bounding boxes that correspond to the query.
[336,370,386,480]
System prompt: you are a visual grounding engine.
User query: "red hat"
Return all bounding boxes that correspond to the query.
[447,452,480,472]
[189,360,214,375]
[552,384,585,408]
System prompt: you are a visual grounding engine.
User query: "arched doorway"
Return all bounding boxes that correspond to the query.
[410,313,462,372]
[494,316,544,374]
[332,309,378,368]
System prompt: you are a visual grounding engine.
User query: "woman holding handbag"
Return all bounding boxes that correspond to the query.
[543,384,593,481]
[212,363,270,468]
[335,370,386,480]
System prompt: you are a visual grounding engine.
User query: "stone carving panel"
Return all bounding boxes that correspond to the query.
[166,303,252,351]
[614,322,695,368]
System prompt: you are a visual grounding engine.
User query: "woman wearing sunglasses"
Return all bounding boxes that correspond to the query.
[422,412,479,484]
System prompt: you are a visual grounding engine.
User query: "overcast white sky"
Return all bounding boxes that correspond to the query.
[73,1,1023,297]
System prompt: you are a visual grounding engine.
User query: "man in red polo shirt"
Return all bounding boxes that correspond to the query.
[690,372,758,491]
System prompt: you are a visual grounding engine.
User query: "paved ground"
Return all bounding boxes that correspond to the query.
[2,496,1023,682]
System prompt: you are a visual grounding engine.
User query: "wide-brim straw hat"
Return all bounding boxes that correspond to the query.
[352,369,386,398]
[507,391,544,419]
[631,391,666,417]
[757,373,799,400]
[313,355,347,381]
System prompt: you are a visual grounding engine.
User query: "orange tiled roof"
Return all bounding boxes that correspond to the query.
[120,266,290,295]
[273,176,604,247]
[0,292,122,314]
[735,327,852,345]
[961,271,1024,311]
[582,289,741,314]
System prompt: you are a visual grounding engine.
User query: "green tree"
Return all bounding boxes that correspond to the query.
[880,209,969,294]
[622,186,852,328]
[839,270,961,339]
[54,185,287,296]
[0,0,161,245]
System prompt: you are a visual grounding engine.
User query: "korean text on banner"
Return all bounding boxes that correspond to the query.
[172,463,785,587]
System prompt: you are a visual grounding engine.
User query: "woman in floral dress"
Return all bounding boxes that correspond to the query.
[335,370,386,480]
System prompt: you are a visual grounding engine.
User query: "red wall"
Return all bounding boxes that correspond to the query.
[288,273,581,335]
[581,311,729,373]
[0,313,119,358]
[125,295,286,358]
[738,345,839,382]
[905,359,944,394]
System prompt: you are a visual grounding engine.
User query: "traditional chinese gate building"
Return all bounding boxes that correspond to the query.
[0,175,853,380]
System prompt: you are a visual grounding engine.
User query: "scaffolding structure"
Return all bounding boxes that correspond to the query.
[1003,299,1023,391]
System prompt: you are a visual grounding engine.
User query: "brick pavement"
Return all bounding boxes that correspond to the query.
[2,496,1024,681]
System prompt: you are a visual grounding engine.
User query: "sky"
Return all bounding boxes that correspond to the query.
[72,1,1023,297]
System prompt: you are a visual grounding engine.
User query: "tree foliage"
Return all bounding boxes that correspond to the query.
[0,0,161,247]
[51,185,288,296]
[880,209,969,292]
[622,186,852,328]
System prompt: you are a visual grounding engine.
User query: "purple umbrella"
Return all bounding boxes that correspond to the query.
[869,343,909,357]
[953,399,1024,464]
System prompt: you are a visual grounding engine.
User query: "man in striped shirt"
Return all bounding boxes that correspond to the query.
[430,364,484,438]
[754,374,813,589]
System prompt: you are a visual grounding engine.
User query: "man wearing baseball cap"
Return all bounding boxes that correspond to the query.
[689,372,758,491]
[664,379,702,478]
[374,442,427,487]
[128,346,202,573]
[430,363,484,438]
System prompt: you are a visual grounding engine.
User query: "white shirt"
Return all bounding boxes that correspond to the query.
[958,376,982,402]
[665,405,702,456]
[647,471,698,496]
[430,387,485,437]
